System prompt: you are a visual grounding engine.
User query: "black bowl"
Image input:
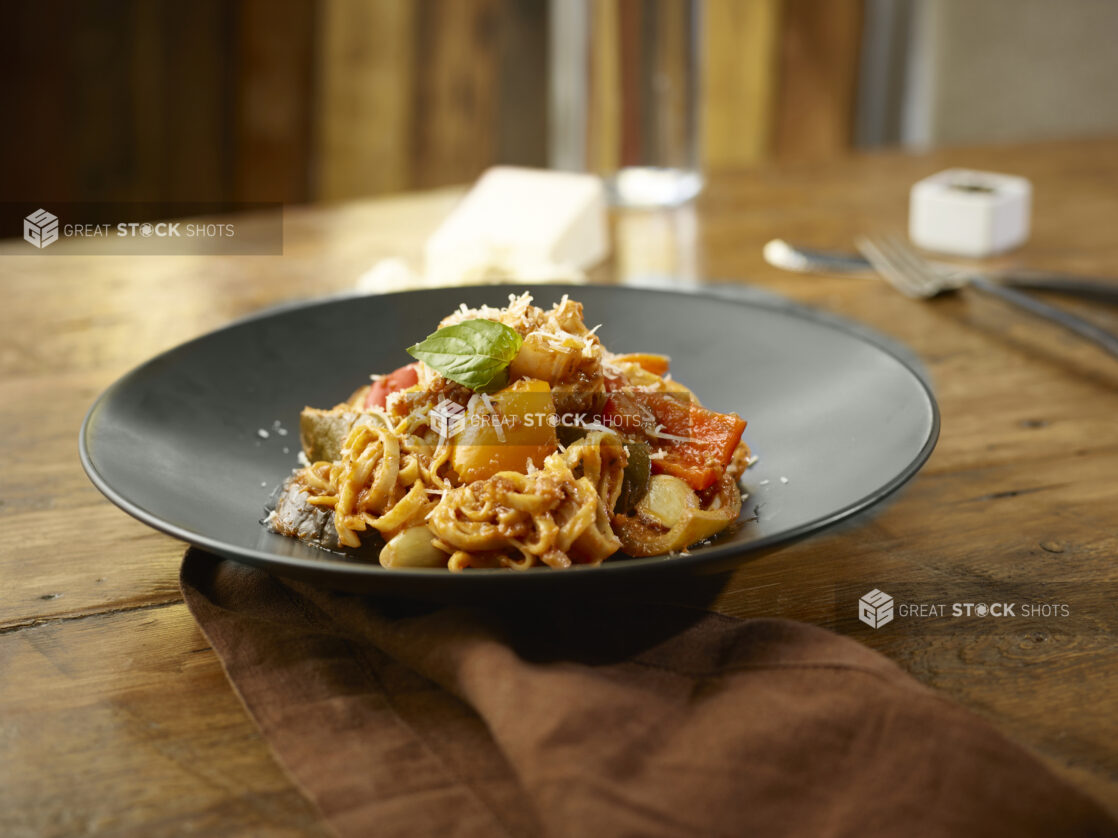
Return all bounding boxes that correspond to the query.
[80,283,938,601]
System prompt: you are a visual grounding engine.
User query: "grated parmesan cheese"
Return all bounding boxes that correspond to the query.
[578,420,615,436]
[441,292,539,333]
[478,393,506,442]
[647,424,692,443]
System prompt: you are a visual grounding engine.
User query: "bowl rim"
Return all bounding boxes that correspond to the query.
[79,282,940,588]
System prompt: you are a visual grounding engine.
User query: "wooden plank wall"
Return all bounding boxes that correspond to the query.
[773,0,864,161]
[0,0,863,206]
[314,0,548,200]
[0,0,315,206]
[702,0,783,170]
[235,0,317,201]
[315,0,863,198]
[314,0,418,198]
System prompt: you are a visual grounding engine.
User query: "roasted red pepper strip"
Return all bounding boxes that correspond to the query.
[605,392,746,491]
[601,391,649,433]
[365,362,420,409]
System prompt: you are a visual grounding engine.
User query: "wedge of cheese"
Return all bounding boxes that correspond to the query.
[425,166,609,283]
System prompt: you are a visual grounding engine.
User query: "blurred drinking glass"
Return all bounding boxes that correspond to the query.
[550,0,703,208]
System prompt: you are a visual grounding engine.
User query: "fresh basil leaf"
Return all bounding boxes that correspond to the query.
[407,319,523,392]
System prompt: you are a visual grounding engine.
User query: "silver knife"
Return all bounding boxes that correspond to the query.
[763,239,1118,303]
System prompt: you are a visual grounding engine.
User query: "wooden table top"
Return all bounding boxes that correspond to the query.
[3,138,1117,836]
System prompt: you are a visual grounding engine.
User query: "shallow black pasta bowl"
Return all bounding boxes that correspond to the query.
[80,283,939,602]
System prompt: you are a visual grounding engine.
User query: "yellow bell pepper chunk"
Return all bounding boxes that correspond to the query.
[451,379,558,481]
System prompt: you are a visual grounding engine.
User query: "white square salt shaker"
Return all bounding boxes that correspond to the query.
[908,169,1032,258]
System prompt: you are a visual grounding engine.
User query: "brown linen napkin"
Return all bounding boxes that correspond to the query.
[180,549,1117,838]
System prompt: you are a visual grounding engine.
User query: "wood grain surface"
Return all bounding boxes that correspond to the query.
[2,139,1117,835]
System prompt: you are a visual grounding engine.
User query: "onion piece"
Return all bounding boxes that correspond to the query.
[613,473,741,556]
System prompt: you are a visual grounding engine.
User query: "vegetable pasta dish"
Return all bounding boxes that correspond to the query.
[266,293,750,570]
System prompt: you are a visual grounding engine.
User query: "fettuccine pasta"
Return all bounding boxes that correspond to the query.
[266,293,749,570]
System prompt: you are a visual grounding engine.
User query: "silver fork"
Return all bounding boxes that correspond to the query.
[856,233,1118,361]
[763,238,1118,302]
